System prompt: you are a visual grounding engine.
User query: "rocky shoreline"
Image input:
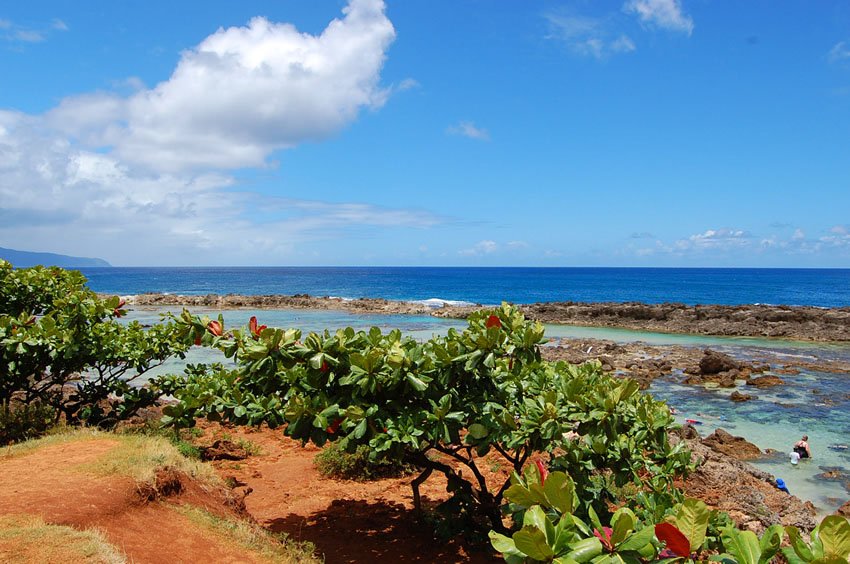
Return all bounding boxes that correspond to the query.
[123,293,850,342]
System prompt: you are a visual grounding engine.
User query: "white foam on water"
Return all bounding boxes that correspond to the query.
[412,298,476,308]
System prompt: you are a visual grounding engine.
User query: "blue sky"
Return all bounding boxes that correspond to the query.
[1,0,849,267]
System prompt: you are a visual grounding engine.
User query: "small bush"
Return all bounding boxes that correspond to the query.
[314,441,413,481]
[0,403,56,445]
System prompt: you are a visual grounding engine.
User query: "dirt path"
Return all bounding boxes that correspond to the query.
[207,425,501,563]
[0,437,263,564]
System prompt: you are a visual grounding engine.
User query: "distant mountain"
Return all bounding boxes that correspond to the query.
[0,247,111,268]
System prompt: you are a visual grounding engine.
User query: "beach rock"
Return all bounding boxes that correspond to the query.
[675,434,818,532]
[702,429,763,460]
[730,391,753,402]
[699,350,740,374]
[676,424,701,440]
[747,375,785,388]
[836,500,850,518]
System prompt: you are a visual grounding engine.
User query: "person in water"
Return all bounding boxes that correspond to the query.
[793,435,811,459]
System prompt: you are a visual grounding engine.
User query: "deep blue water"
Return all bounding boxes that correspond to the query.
[81,267,850,307]
[79,267,850,307]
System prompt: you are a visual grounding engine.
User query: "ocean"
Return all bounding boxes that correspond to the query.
[80,266,850,307]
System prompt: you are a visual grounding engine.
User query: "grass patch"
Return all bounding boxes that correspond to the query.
[0,428,218,486]
[0,514,126,564]
[84,433,218,485]
[314,441,413,481]
[174,505,320,563]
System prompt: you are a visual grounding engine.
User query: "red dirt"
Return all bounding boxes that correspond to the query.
[0,438,262,564]
[203,423,504,562]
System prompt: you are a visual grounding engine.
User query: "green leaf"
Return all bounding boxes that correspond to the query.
[405,373,428,392]
[757,524,784,564]
[468,423,489,440]
[818,515,850,559]
[489,531,521,557]
[721,527,761,564]
[543,471,576,514]
[675,498,710,553]
[610,507,636,546]
[565,537,604,563]
[505,484,537,507]
[617,525,656,552]
[787,526,815,562]
[513,526,555,561]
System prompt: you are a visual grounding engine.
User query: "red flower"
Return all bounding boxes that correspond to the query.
[249,316,267,338]
[194,335,202,346]
[485,315,502,329]
[207,320,223,336]
[654,523,691,558]
[320,360,329,373]
[534,459,549,485]
[593,527,614,551]
[326,418,342,434]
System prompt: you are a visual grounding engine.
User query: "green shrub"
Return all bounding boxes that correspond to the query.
[0,402,56,445]
[162,304,690,533]
[315,441,412,481]
[0,260,189,435]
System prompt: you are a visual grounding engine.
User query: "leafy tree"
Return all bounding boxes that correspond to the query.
[160,304,690,532]
[0,260,189,430]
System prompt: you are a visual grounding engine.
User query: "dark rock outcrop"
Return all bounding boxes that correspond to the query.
[730,391,753,402]
[676,434,818,533]
[702,429,763,460]
[747,375,786,388]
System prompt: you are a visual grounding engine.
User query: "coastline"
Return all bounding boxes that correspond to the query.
[123,292,850,342]
[117,292,850,519]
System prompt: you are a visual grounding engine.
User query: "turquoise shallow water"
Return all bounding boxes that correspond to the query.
[127,306,850,514]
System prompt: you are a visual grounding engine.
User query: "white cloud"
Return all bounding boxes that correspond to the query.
[545,14,636,59]
[829,41,850,63]
[0,1,440,265]
[96,0,394,172]
[459,240,498,256]
[447,121,490,141]
[398,78,420,91]
[1,17,67,44]
[624,0,694,35]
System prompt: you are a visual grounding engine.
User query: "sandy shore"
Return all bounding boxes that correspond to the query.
[123,292,850,342]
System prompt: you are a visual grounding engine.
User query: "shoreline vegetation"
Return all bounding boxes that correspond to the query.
[124,292,850,342]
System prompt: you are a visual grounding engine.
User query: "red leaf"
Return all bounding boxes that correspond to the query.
[320,360,329,373]
[593,527,613,551]
[535,459,549,485]
[485,315,502,329]
[194,335,202,346]
[655,523,691,558]
[249,316,266,338]
[207,320,223,337]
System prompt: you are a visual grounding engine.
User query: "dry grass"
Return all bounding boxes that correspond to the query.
[175,504,322,563]
[0,514,126,564]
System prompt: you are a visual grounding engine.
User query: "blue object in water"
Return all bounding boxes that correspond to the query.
[776,478,789,493]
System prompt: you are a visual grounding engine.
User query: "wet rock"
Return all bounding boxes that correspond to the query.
[677,435,817,531]
[703,429,763,460]
[836,500,850,518]
[699,350,740,374]
[730,391,753,402]
[747,375,785,388]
